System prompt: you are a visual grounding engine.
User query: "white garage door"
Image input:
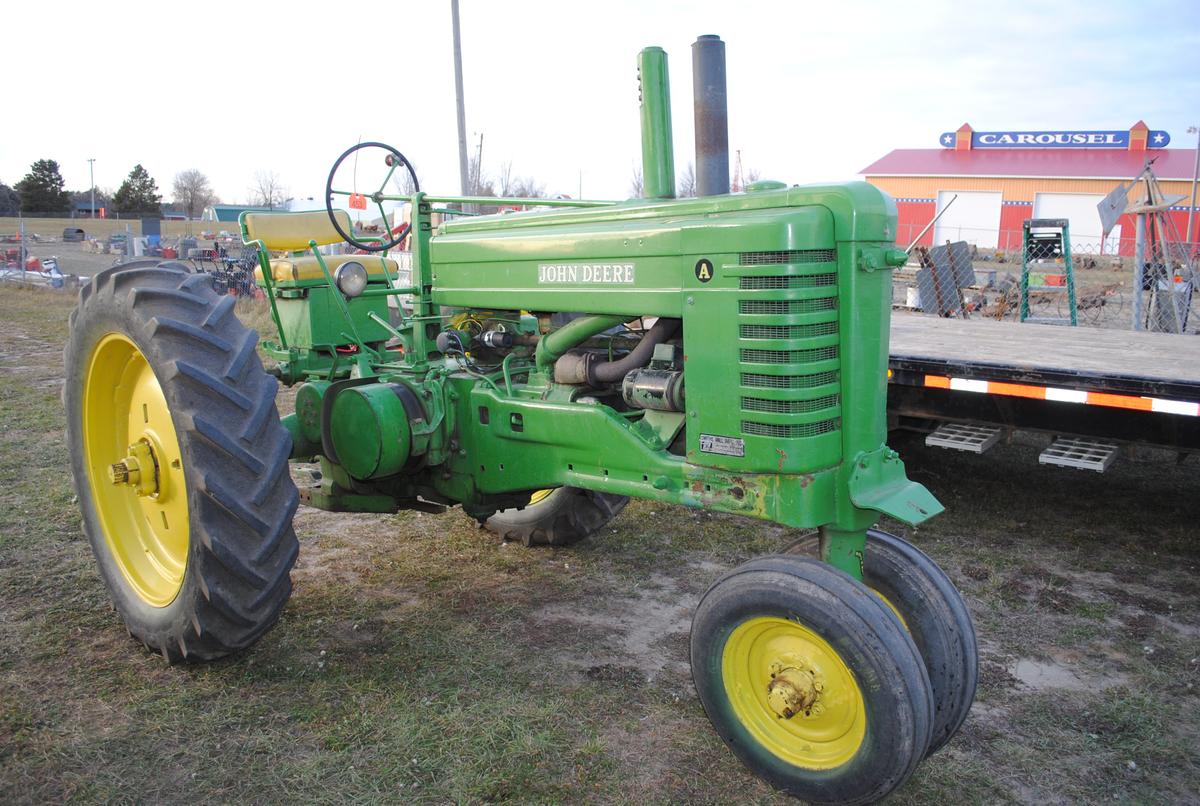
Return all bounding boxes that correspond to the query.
[934,190,1002,249]
[1033,193,1107,252]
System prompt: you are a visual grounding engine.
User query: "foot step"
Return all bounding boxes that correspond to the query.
[925,423,1002,454]
[1039,437,1118,472]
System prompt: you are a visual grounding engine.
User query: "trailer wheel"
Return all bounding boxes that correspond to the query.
[691,555,933,805]
[786,529,977,756]
[484,487,628,547]
[64,264,299,662]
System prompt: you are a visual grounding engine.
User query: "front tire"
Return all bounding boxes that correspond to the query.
[64,264,299,661]
[691,555,934,805]
[786,529,978,756]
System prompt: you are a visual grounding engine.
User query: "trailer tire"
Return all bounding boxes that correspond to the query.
[786,529,977,756]
[64,264,299,662]
[691,554,934,804]
[484,487,628,547]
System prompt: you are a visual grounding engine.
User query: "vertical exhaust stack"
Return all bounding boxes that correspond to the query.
[638,47,676,199]
[692,34,729,197]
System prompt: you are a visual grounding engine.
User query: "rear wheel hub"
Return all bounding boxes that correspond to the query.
[83,333,190,607]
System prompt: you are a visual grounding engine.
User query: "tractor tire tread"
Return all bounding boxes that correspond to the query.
[692,554,934,805]
[64,263,298,663]
[787,530,978,756]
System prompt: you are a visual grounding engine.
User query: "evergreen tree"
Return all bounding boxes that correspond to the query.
[14,160,71,214]
[112,164,162,217]
[0,182,19,216]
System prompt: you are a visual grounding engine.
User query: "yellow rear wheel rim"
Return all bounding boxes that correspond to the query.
[83,333,189,607]
[528,488,555,506]
[722,616,866,769]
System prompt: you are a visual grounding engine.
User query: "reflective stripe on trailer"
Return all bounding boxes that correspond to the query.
[922,374,1200,417]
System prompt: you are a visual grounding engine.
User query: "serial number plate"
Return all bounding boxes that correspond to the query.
[700,434,745,457]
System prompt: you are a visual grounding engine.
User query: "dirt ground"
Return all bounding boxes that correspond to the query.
[1,285,1198,804]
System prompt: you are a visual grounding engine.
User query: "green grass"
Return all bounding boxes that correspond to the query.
[1,285,1198,804]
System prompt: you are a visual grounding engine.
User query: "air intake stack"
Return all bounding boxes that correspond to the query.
[638,46,676,199]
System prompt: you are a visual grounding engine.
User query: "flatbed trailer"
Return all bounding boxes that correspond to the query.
[887,314,1200,458]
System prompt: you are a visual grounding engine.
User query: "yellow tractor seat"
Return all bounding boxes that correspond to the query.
[242,209,354,252]
[254,253,400,284]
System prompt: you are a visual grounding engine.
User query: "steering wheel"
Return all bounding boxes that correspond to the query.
[325,141,420,253]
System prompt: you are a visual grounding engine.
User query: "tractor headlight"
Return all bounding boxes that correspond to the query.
[334,261,369,297]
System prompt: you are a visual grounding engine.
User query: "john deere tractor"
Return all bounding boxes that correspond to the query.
[64,39,977,804]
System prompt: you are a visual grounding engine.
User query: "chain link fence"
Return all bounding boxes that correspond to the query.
[894,223,1199,334]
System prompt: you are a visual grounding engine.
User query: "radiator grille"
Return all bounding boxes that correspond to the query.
[739,249,836,265]
[740,346,838,364]
[739,274,837,290]
[739,322,838,340]
[742,418,841,439]
[741,395,840,414]
[741,371,838,389]
[739,298,837,315]
[733,245,841,444]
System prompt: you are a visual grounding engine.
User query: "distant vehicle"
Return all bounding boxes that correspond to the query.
[0,260,65,288]
[63,228,85,242]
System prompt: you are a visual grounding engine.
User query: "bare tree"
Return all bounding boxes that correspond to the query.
[399,166,418,196]
[677,162,697,198]
[172,169,216,219]
[630,166,644,198]
[745,167,763,185]
[498,161,514,197]
[494,160,546,200]
[249,170,288,209]
[508,177,545,199]
[467,154,494,197]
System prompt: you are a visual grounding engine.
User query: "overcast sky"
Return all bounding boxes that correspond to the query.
[4,0,1197,206]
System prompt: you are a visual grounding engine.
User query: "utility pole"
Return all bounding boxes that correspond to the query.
[88,158,96,219]
[1187,125,1199,246]
[450,0,470,201]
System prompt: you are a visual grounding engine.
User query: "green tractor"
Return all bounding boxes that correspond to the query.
[63,41,976,804]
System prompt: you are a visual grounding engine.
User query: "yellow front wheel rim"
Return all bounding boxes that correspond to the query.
[722,617,866,769]
[871,587,908,631]
[83,333,190,607]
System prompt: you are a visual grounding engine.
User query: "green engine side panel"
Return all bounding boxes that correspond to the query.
[428,189,841,317]
[427,186,880,483]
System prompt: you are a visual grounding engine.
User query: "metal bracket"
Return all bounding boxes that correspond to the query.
[847,447,943,525]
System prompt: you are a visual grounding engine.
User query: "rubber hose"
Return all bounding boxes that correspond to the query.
[535,313,628,371]
[589,317,681,384]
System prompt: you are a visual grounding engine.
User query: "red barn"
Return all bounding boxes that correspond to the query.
[861,122,1197,256]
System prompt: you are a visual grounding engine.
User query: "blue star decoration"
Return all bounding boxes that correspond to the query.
[941,134,954,146]
[1153,133,1165,144]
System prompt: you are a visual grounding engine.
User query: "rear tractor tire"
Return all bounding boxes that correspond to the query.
[691,555,935,804]
[484,487,628,547]
[786,529,978,756]
[64,264,299,662]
